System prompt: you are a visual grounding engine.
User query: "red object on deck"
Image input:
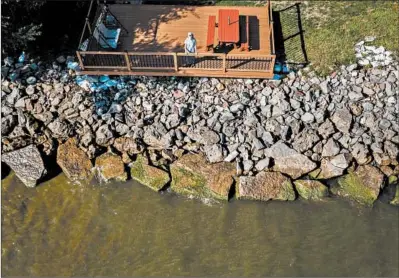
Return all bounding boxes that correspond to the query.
[218,9,240,43]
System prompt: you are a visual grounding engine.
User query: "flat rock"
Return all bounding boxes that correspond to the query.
[130,154,170,191]
[95,152,127,183]
[331,108,352,134]
[294,180,329,200]
[322,138,341,157]
[57,138,93,183]
[187,126,220,145]
[170,153,236,200]
[1,144,46,187]
[264,142,317,179]
[331,165,384,206]
[238,171,295,201]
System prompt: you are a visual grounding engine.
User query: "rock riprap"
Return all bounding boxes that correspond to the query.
[95,152,127,183]
[170,153,236,200]
[238,171,296,201]
[294,179,329,200]
[1,144,46,187]
[130,154,170,191]
[1,47,398,206]
[263,142,317,179]
[57,138,93,183]
[331,165,385,206]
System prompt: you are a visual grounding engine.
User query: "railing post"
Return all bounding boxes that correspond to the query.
[124,52,131,71]
[173,53,178,72]
[223,54,226,72]
[76,51,85,70]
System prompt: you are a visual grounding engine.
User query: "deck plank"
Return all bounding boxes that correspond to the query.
[106,5,271,55]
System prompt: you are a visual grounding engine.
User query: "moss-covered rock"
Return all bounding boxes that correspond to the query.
[294,180,329,201]
[170,153,236,200]
[331,165,384,206]
[238,171,296,201]
[390,185,399,206]
[130,154,170,191]
[57,138,93,183]
[95,152,127,183]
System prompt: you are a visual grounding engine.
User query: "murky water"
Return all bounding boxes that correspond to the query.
[2,172,398,277]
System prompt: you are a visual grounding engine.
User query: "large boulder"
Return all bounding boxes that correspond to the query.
[170,153,235,200]
[263,142,317,179]
[95,152,127,183]
[294,180,329,201]
[130,154,169,191]
[238,171,295,201]
[1,144,46,187]
[331,165,385,206]
[57,137,93,182]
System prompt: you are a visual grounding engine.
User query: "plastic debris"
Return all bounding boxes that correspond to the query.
[18,52,26,63]
[67,61,79,70]
[105,79,118,87]
[99,75,110,83]
[26,76,37,85]
[29,63,39,71]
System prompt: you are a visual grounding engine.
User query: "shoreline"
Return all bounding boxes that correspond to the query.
[1,52,399,207]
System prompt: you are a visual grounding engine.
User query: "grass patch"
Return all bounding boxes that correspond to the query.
[275,1,399,75]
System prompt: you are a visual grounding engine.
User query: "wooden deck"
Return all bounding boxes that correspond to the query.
[106,5,272,54]
[77,3,276,79]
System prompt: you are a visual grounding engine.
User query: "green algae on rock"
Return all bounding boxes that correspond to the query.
[331,165,384,206]
[170,153,236,200]
[57,138,93,183]
[294,179,329,201]
[130,154,170,191]
[390,185,399,206]
[95,152,127,183]
[238,171,296,201]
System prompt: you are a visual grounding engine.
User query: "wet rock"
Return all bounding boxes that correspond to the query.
[264,142,317,179]
[331,165,384,206]
[1,144,46,187]
[130,154,169,191]
[57,138,93,182]
[95,152,127,183]
[294,180,329,201]
[238,171,295,201]
[170,153,236,200]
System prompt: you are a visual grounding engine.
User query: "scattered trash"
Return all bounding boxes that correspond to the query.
[18,52,26,63]
[67,61,79,70]
[9,72,19,81]
[99,75,110,83]
[26,76,37,85]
